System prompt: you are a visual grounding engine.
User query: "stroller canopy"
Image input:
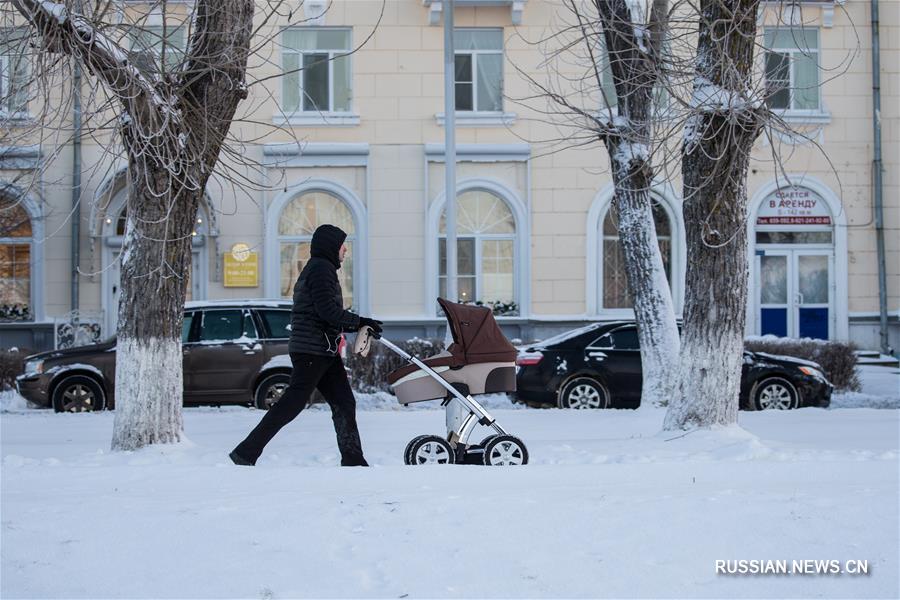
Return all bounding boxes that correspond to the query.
[438,298,517,366]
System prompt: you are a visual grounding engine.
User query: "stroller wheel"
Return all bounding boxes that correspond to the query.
[483,435,529,466]
[403,435,433,465]
[407,435,455,465]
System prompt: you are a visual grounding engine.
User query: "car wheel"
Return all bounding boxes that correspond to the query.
[254,373,290,410]
[407,435,455,465]
[52,375,105,413]
[558,377,610,409]
[483,435,529,466]
[754,378,799,410]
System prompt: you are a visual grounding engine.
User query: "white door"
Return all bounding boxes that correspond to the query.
[756,249,832,339]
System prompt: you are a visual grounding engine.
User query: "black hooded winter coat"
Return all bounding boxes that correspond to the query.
[289,224,361,356]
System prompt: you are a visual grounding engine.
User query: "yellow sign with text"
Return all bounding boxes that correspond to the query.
[224,245,258,287]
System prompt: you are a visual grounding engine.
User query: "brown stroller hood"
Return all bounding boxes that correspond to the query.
[386,298,518,388]
[438,298,518,366]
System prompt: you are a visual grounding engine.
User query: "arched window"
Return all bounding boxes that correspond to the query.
[602,201,672,309]
[0,197,33,321]
[439,190,516,312]
[278,190,355,308]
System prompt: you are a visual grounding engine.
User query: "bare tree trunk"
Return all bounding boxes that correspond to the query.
[111,163,199,449]
[606,141,680,407]
[664,0,765,429]
[600,0,680,407]
[9,0,255,449]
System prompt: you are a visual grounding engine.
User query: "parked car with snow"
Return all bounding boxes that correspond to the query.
[513,322,833,410]
[15,300,313,412]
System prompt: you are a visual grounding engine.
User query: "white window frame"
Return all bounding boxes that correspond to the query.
[281,27,357,125]
[0,186,43,322]
[264,178,368,313]
[426,178,529,318]
[0,51,29,119]
[764,27,823,116]
[131,24,186,70]
[586,182,686,318]
[454,28,504,114]
[600,202,674,311]
[438,231,517,307]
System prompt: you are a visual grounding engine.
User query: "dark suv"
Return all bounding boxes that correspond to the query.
[514,322,833,410]
[16,300,304,412]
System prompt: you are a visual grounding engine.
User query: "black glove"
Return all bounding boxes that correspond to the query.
[359,317,383,338]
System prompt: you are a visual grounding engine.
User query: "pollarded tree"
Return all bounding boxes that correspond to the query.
[3,0,379,450]
[515,0,681,407]
[663,0,767,429]
[8,0,256,449]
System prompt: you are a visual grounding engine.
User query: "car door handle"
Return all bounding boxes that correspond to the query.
[588,351,607,360]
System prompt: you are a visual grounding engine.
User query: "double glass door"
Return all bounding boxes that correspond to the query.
[757,249,832,340]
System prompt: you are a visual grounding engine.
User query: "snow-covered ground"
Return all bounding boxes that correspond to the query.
[2,367,898,599]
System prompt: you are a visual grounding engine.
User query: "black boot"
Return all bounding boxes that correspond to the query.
[229,450,255,466]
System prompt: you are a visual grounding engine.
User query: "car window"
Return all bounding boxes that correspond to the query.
[259,309,291,339]
[610,328,640,350]
[182,313,194,343]
[199,310,258,342]
[590,333,613,349]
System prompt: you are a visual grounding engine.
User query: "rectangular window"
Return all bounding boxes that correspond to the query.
[764,28,820,111]
[131,25,186,71]
[454,29,503,113]
[259,309,292,339]
[283,28,352,113]
[199,310,257,342]
[598,36,669,112]
[0,243,30,320]
[182,313,194,343]
[1,30,29,116]
[439,238,477,303]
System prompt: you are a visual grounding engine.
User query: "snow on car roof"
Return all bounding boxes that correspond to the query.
[184,299,292,309]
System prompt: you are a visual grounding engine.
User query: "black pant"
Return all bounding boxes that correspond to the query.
[233,353,366,466]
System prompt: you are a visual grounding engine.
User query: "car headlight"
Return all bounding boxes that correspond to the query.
[798,366,825,380]
[23,359,44,375]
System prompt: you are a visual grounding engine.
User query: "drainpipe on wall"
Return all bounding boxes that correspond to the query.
[70,61,82,313]
[870,0,890,355]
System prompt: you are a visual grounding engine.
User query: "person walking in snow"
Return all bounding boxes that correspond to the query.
[230,224,382,467]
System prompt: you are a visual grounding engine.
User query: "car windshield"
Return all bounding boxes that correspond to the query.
[535,323,602,348]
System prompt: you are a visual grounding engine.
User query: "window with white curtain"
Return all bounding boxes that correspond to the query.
[283,28,352,114]
[454,29,504,113]
[439,190,516,313]
[278,191,355,308]
[764,28,820,111]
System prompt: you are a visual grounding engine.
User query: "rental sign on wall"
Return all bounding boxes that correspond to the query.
[757,187,832,226]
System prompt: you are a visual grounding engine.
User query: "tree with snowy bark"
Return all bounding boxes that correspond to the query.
[519,0,846,424]
[1,1,379,450]
[515,0,681,407]
[662,0,768,429]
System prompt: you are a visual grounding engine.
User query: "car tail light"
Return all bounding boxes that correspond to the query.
[516,352,543,367]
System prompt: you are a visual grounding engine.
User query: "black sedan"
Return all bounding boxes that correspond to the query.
[514,322,833,410]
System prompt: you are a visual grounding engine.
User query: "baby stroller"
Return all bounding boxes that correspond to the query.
[356,298,528,466]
